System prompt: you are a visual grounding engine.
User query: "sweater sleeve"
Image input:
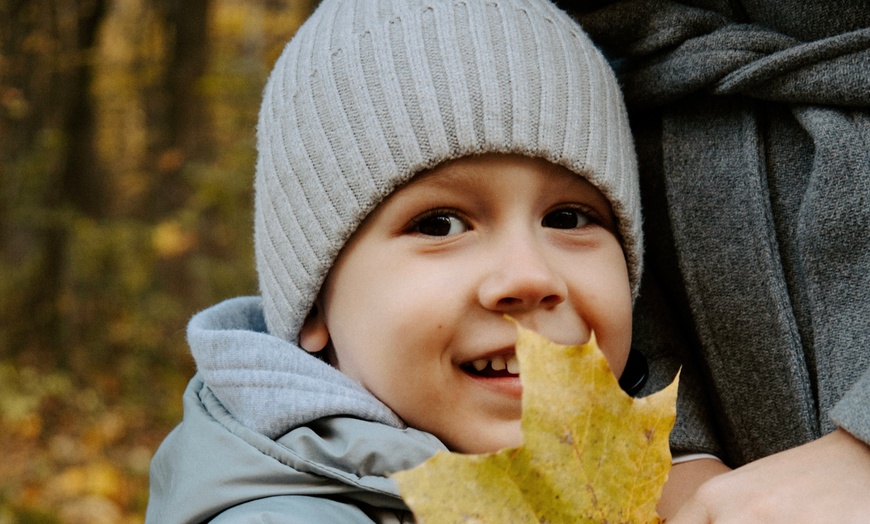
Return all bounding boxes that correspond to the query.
[830,365,870,446]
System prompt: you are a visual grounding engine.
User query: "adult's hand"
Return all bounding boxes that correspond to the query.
[658,458,730,520]
[668,429,870,523]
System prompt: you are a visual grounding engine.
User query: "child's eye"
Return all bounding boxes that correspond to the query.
[412,212,469,237]
[542,208,592,229]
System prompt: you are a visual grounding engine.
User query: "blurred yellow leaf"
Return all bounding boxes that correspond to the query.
[60,496,123,524]
[83,411,127,452]
[393,322,678,524]
[54,461,124,501]
[152,220,196,257]
[14,413,43,439]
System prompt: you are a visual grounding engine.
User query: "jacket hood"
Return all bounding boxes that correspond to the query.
[147,297,447,522]
[188,296,404,438]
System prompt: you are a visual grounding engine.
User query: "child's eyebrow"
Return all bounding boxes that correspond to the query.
[406,165,488,194]
[404,157,604,204]
[414,164,479,185]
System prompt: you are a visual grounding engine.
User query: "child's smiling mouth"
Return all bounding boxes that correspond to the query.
[462,354,520,377]
[459,350,524,399]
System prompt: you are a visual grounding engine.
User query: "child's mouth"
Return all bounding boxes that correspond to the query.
[461,354,520,378]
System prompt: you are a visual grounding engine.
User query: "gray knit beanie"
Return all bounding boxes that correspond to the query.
[255,0,641,343]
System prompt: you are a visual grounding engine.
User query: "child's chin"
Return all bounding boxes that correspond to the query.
[452,425,523,455]
[461,370,524,400]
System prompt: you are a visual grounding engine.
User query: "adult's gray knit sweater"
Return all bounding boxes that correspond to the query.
[561,0,870,467]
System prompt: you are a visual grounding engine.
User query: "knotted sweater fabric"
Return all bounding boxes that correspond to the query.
[569,0,870,466]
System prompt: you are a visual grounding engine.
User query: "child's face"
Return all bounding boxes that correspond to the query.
[301,154,632,454]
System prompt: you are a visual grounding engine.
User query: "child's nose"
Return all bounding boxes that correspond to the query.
[477,239,567,313]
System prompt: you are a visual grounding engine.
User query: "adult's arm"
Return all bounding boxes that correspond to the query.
[566,0,870,464]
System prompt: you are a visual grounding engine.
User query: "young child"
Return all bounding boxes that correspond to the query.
[146,0,705,522]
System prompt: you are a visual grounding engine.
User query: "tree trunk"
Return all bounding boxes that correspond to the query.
[0,0,107,361]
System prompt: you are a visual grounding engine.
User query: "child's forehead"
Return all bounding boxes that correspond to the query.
[399,153,596,193]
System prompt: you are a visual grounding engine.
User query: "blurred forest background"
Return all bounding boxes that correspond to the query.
[1,0,316,521]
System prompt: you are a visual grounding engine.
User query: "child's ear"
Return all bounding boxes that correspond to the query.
[299,303,330,353]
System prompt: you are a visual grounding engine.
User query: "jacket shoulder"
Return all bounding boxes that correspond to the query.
[212,495,413,523]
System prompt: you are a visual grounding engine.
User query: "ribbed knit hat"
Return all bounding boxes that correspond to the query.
[255,0,641,343]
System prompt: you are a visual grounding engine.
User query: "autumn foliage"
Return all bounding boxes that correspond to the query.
[0,0,315,521]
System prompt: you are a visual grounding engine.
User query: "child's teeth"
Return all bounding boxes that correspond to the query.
[468,356,520,374]
[507,356,520,374]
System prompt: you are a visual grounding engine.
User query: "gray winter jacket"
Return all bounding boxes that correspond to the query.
[145,297,447,523]
[562,0,870,467]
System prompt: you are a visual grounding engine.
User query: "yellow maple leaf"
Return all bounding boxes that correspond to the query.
[393,321,678,524]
